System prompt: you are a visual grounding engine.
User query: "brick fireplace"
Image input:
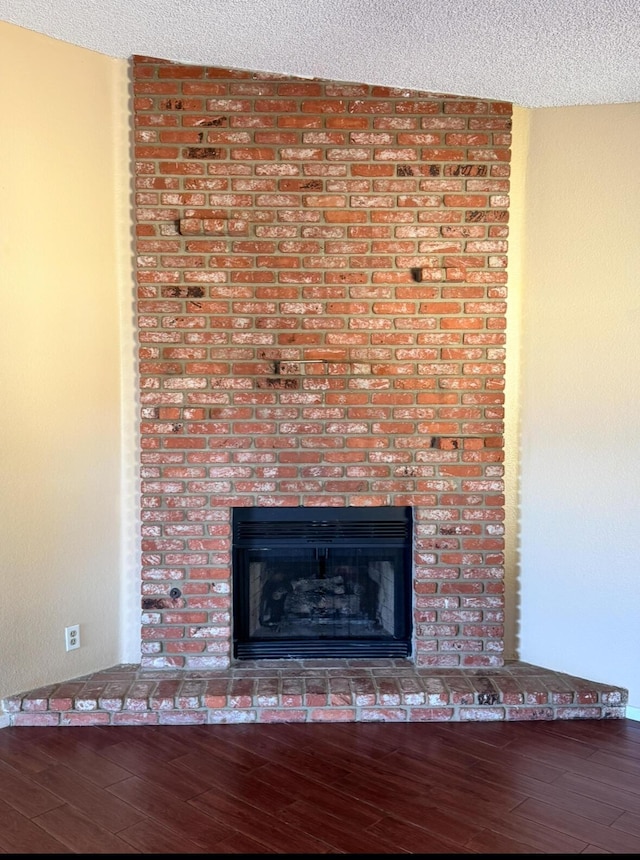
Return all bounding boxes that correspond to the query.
[135,57,509,680]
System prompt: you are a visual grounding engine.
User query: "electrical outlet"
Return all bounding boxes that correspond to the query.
[65,625,80,651]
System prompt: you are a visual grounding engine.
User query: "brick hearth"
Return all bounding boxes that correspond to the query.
[2,661,627,727]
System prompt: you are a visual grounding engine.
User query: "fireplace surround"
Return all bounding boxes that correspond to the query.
[135,57,510,690]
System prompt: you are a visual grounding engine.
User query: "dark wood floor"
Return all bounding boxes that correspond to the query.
[0,718,639,854]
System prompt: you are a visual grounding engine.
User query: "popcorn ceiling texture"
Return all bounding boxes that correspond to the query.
[1,0,639,108]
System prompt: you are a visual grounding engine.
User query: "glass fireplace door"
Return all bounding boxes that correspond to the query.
[232,507,412,659]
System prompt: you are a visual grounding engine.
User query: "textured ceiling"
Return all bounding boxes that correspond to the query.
[1,0,639,108]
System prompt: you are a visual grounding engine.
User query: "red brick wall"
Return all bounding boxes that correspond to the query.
[133,56,510,671]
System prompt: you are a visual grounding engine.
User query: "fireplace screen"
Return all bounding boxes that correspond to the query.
[232,507,412,659]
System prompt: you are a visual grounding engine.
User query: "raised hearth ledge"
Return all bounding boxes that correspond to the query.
[1,660,627,726]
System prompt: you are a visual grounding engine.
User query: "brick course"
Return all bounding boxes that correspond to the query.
[133,57,512,676]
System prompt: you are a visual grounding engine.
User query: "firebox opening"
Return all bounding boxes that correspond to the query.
[232,506,413,660]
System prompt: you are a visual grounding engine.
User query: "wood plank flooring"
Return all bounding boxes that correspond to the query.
[0,718,639,853]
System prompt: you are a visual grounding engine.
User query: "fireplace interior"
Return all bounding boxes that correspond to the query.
[232,506,413,660]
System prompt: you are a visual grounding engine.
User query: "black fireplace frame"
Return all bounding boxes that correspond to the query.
[232,506,413,660]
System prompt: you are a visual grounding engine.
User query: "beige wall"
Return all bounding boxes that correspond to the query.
[503,105,528,659]
[1,21,638,716]
[0,21,135,702]
[519,103,640,714]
